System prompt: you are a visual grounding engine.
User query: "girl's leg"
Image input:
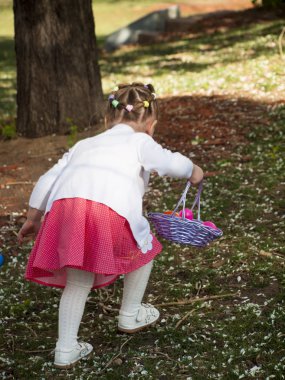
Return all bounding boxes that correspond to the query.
[120,260,153,315]
[118,260,160,332]
[56,268,94,350]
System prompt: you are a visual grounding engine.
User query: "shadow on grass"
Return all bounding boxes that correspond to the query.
[101,9,284,76]
[0,9,283,121]
[179,6,285,35]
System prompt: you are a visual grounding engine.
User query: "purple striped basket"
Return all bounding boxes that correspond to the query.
[148,181,223,247]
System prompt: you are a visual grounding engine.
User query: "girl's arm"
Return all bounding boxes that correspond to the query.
[18,145,78,244]
[136,134,203,184]
[18,149,75,244]
[29,149,73,211]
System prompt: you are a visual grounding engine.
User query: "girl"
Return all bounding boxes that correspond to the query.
[18,83,203,369]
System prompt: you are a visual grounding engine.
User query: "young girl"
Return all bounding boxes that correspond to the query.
[18,83,203,369]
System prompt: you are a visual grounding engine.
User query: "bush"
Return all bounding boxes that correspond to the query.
[1,124,17,139]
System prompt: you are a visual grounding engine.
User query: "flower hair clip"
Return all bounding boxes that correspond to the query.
[143,100,150,108]
[108,94,115,100]
[111,99,119,108]
[125,104,133,112]
[144,84,157,99]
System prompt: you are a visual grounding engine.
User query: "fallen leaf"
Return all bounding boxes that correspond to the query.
[259,250,272,258]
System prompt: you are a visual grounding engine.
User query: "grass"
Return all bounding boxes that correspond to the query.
[0,0,200,38]
[1,2,285,380]
[101,20,285,96]
[0,3,284,111]
[1,112,285,378]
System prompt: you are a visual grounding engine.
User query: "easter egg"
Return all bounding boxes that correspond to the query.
[0,254,4,267]
[164,211,179,217]
[203,221,218,229]
[179,208,193,220]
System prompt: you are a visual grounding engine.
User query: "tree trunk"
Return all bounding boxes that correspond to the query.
[14,0,104,137]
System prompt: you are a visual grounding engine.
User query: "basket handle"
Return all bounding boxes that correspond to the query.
[172,180,203,221]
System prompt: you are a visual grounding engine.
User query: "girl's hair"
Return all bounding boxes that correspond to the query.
[105,82,158,132]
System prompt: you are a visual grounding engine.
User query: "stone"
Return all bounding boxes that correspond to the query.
[104,5,180,51]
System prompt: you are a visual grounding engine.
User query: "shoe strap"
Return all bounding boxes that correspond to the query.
[78,342,89,357]
[137,304,156,322]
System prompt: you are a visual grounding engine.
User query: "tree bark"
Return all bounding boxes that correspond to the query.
[14,0,104,137]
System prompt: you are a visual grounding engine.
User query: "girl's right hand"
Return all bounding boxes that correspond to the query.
[189,164,204,185]
[17,219,42,245]
[17,207,43,244]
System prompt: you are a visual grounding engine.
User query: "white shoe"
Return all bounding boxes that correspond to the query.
[118,303,160,333]
[54,342,93,369]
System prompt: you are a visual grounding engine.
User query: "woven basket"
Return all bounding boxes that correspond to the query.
[148,181,223,247]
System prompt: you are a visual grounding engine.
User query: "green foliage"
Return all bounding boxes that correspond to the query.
[10,299,31,316]
[1,123,16,139]
[66,118,79,147]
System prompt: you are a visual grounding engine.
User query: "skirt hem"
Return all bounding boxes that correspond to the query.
[25,275,120,290]
[25,249,160,289]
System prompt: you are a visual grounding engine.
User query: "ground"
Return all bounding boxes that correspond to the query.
[0,2,285,380]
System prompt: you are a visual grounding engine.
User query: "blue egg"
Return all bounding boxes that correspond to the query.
[0,254,4,267]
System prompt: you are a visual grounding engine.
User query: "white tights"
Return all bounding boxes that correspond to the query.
[56,261,153,350]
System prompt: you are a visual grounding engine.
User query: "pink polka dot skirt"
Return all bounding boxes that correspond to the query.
[25,198,163,289]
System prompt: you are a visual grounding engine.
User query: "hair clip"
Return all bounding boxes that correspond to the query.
[125,104,133,112]
[114,86,119,91]
[144,84,149,89]
[151,92,156,99]
[143,100,150,108]
[108,94,115,100]
[111,99,119,108]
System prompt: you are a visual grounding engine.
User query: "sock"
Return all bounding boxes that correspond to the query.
[120,260,153,316]
[56,268,94,350]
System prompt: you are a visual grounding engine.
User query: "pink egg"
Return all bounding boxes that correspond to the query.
[179,208,193,220]
[203,221,218,229]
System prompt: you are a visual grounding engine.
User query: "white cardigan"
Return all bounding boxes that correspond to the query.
[29,124,193,252]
